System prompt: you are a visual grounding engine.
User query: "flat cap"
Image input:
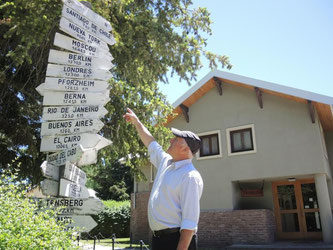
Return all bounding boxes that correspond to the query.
[171,128,201,154]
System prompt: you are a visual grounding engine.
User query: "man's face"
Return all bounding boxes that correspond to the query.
[167,136,188,156]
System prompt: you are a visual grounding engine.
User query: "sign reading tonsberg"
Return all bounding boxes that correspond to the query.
[36,0,116,233]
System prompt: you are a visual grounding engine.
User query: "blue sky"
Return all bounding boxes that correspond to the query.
[158,0,333,104]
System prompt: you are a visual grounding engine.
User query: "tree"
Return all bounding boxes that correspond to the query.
[0,0,232,188]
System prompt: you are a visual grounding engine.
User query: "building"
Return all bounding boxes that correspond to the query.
[130,70,333,247]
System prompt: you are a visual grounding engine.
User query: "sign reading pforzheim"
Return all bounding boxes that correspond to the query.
[36,0,116,233]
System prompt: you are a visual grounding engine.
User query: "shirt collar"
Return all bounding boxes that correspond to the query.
[174,158,192,169]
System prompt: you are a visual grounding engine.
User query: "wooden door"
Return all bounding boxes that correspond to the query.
[272,179,322,240]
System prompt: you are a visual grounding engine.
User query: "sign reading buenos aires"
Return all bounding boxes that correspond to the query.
[48,49,113,69]
[41,118,104,136]
[54,33,112,59]
[42,105,108,121]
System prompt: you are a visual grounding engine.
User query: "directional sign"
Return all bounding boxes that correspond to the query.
[41,118,104,136]
[57,215,97,232]
[59,178,96,199]
[60,162,87,186]
[62,5,115,46]
[40,179,59,197]
[59,17,108,50]
[41,161,59,181]
[44,197,104,215]
[48,49,113,69]
[47,145,98,167]
[46,63,112,81]
[40,133,112,152]
[54,33,112,60]
[42,91,110,106]
[42,105,108,121]
[63,0,112,31]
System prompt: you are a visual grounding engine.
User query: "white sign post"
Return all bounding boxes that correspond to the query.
[40,133,112,152]
[42,91,110,106]
[61,162,87,186]
[59,178,96,199]
[40,179,59,197]
[42,105,108,121]
[41,161,60,181]
[57,215,97,232]
[41,118,104,136]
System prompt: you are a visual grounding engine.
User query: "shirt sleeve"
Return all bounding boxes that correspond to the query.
[180,171,203,231]
[148,141,170,169]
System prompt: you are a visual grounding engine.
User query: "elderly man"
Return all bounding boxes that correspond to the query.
[124,108,203,250]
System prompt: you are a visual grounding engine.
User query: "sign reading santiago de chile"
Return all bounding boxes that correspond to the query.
[37,0,117,232]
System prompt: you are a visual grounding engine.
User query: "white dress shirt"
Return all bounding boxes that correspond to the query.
[147,141,204,232]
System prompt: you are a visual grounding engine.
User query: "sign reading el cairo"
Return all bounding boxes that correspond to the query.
[35,0,116,232]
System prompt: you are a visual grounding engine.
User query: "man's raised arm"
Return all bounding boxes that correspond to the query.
[123,108,155,148]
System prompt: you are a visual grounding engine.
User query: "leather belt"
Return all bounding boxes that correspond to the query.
[153,227,180,237]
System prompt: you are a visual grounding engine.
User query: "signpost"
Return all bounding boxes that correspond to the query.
[42,91,110,106]
[41,179,59,197]
[40,133,112,152]
[54,33,112,59]
[41,105,108,121]
[41,118,104,136]
[61,162,87,186]
[59,178,96,199]
[41,161,60,181]
[48,49,113,69]
[57,215,97,232]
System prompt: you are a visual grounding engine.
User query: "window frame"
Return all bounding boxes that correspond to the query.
[226,124,257,156]
[196,130,222,160]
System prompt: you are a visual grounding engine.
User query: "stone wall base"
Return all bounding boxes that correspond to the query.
[130,192,276,247]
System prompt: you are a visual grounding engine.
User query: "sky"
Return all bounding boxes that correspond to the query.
[158,0,333,105]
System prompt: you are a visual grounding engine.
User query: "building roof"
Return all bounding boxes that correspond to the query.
[167,69,333,131]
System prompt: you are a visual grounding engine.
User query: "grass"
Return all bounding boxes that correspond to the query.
[81,237,150,249]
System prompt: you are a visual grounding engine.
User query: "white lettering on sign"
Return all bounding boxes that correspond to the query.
[42,105,107,121]
[46,63,112,81]
[48,49,113,69]
[40,133,111,152]
[41,118,104,136]
[59,17,109,50]
[62,6,115,46]
[54,33,113,59]
[63,0,112,31]
[42,91,110,106]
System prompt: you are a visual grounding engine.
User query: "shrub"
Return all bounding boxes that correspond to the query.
[88,200,130,238]
[0,172,77,249]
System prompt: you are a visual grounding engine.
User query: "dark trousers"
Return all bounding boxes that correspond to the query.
[152,232,197,250]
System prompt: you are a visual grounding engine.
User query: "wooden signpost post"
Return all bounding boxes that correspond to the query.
[37,0,116,233]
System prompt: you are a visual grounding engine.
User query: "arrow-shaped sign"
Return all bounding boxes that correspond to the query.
[41,161,59,181]
[59,17,109,50]
[62,0,112,32]
[59,178,96,199]
[44,197,104,215]
[62,5,115,46]
[42,105,108,121]
[48,49,113,69]
[60,162,87,186]
[41,118,104,136]
[57,215,97,232]
[54,33,112,60]
[46,63,112,81]
[40,133,112,152]
[40,179,59,197]
[42,91,110,106]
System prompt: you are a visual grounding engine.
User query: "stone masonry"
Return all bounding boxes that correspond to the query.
[130,192,276,247]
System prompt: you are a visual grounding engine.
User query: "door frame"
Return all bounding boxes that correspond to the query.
[272,179,322,240]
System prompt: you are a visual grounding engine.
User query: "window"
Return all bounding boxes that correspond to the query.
[196,130,222,160]
[226,124,257,156]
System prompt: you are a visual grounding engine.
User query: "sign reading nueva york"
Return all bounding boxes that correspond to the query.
[42,105,108,121]
[54,33,112,60]
[62,5,115,46]
[41,118,104,136]
[63,0,112,32]
[46,63,112,81]
[42,91,110,106]
[59,17,109,50]
[48,49,113,69]
[40,133,112,152]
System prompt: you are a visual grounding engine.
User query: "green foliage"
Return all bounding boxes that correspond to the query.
[88,200,131,238]
[0,171,77,249]
[0,0,232,189]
